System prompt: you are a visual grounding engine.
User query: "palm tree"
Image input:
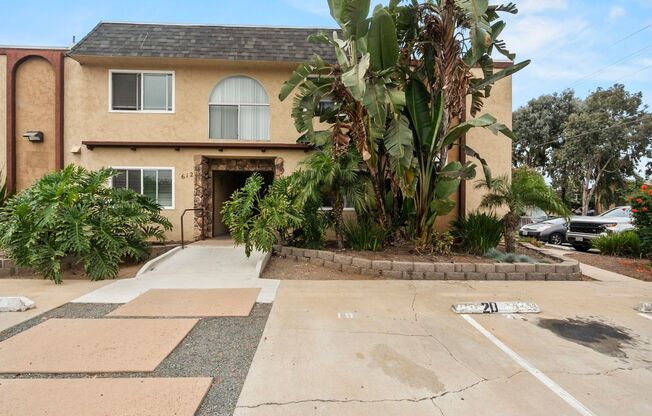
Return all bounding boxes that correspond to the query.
[477,167,570,252]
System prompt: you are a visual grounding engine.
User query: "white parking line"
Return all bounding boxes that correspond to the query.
[461,315,596,416]
[639,313,652,321]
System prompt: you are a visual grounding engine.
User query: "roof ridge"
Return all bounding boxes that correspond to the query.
[97,21,338,31]
[68,20,339,64]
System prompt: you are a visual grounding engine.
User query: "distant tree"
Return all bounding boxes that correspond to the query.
[560,84,652,215]
[512,89,579,170]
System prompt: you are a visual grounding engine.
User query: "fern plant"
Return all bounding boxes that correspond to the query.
[0,165,171,283]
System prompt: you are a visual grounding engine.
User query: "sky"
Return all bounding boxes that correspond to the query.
[1,0,651,110]
[1,0,650,169]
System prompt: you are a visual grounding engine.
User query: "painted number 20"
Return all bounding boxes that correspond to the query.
[481,302,499,313]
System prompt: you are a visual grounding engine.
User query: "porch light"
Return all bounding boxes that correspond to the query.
[22,131,43,142]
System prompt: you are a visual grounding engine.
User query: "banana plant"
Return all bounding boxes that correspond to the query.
[279,0,409,228]
[389,0,530,247]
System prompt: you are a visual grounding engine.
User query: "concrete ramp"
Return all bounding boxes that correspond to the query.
[73,245,278,304]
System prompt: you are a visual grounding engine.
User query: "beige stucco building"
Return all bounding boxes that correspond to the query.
[0,22,513,241]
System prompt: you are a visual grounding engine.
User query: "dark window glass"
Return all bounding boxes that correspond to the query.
[112,73,140,110]
[126,169,141,193]
[113,169,127,188]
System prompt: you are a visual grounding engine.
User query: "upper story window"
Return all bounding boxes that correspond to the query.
[209,76,269,140]
[111,167,174,209]
[110,70,174,113]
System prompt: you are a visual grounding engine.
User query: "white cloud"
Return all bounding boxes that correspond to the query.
[608,5,627,20]
[284,0,331,17]
[516,0,568,14]
[503,16,589,56]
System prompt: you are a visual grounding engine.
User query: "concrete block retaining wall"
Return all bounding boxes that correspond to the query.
[272,245,581,281]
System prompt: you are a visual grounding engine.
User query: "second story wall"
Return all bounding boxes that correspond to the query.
[15,57,57,189]
[0,54,6,180]
[63,57,301,152]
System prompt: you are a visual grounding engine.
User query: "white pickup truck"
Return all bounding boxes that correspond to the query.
[566,206,635,252]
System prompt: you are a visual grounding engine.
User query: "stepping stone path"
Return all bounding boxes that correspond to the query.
[0,288,260,415]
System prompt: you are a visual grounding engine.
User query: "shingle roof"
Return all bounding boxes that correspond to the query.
[69,22,338,63]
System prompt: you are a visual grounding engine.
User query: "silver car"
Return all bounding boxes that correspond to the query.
[519,217,568,245]
[566,206,635,252]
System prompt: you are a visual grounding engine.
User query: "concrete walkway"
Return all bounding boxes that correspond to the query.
[538,246,640,282]
[0,279,110,332]
[236,279,652,416]
[72,244,279,304]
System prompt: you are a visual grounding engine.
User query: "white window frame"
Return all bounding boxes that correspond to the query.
[110,166,176,210]
[320,197,355,212]
[208,75,270,141]
[108,70,175,114]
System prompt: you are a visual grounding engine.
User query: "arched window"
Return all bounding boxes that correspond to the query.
[209,76,269,140]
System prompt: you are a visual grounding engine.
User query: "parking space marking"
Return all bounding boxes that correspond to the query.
[638,313,652,321]
[461,315,596,416]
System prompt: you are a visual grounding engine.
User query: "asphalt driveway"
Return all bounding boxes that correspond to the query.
[235,280,652,416]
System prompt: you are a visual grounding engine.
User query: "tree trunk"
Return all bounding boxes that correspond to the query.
[503,212,519,253]
[368,171,388,229]
[581,181,591,216]
[332,194,345,249]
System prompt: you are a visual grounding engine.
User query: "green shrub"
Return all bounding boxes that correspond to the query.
[484,248,543,264]
[222,173,328,255]
[343,218,388,251]
[451,212,504,255]
[292,199,328,250]
[629,183,652,257]
[593,231,642,258]
[222,173,303,257]
[427,231,454,255]
[0,165,171,283]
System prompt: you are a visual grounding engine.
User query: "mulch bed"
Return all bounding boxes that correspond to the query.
[262,256,370,280]
[566,252,652,282]
[6,261,144,281]
[319,242,552,263]
[0,302,271,416]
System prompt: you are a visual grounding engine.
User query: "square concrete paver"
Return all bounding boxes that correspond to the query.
[0,377,212,416]
[108,288,261,317]
[0,318,198,373]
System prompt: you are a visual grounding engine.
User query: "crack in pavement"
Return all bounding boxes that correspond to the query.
[410,282,419,323]
[546,365,652,377]
[236,371,526,409]
[431,399,446,415]
[409,283,489,382]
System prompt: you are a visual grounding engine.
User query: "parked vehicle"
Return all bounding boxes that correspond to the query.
[519,217,567,245]
[566,206,635,252]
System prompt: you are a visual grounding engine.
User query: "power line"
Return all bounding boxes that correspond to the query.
[562,114,651,140]
[566,43,652,89]
[524,114,652,149]
[546,22,652,82]
[607,22,652,48]
[614,63,652,83]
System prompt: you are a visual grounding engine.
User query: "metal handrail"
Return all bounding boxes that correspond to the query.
[180,208,204,249]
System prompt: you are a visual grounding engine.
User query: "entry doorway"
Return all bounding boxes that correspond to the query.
[212,171,274,236]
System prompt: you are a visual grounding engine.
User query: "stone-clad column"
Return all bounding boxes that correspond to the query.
[193,156,211,239]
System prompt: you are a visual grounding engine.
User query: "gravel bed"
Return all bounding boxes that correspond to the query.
[0,302,272,416]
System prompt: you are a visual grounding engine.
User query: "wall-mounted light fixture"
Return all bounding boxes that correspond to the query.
[22,131,44,142]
